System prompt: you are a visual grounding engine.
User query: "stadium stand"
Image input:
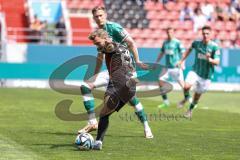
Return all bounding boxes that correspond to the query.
[104,0,149,29]
[0,0,28,43]
[67,0,103,11]
[70,16,92,45]
[0,0,239,48]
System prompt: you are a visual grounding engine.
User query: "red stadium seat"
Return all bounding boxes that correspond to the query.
[222,40,233,48]
[155,3,164,11]
[152,30,164,40]
[139,29,152,39]
[184,30,195,40]
[149,20,160,29]
[212,21,220,31]
[144,1,163,11]
[206,0,218,3]
[225,21,236,31]
[164,1,176,11]
[1,0,28,42]
[135,38,145,47]
[229,31,237,41]
[158,20,171,30]
[188,2,197,10]
[143,38,156,48]
[179,21,193,30]
[217,31,230,41]
[164,11,180,21]
[171,20,181,29]
[175,29,185,39]
[146,11,156,20]
[158,30,168,39]
[154,38,164,48]
[144,1,155,10]
[213,21,225,31]
[176,2,186,12]
[129,28,142,39]
[156,10,168,20]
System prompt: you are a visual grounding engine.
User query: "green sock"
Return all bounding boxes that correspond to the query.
[81,85,95,113]
[83,100,95,113]
[129,97,148,123]
[135,109,148,123]
[162,94,167,100]
[189,102,197,110]
[184,90,190,100]
[129,97,139,106]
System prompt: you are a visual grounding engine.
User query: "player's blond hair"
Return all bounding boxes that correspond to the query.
[88,29,109,40]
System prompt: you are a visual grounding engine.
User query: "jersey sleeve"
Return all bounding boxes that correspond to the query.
[161,41,165,53]
[190,40,197,50]
[213,45,220,60]
[178,41,185,54]
[112,23,129,42]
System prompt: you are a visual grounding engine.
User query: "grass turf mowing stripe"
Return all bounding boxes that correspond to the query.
[0,134,42,160]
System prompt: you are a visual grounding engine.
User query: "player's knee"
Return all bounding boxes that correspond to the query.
[129,96,139,106]
[184,83,191,90]
[80,84,92,95]
[100,95,119,117]
[196,88,207,94]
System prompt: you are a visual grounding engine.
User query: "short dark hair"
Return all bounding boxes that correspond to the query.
[92,6,106,15]
[237,26,240,31]
[166,27,174,31]
[202,25,211,31]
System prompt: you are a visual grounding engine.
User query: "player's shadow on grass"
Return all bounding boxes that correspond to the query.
[35,131,143,138]
[33,143,78,150]
[33,143,103,151]
[116,134,142,138]
[30,131,76,136]
[32,131,142,150]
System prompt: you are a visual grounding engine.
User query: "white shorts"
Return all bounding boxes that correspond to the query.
[92,70,109,88]
[159,68,184,82]
[92,70,137,88]
[185,71,211,94]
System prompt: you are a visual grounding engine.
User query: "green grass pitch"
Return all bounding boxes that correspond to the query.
[0,88,239,160]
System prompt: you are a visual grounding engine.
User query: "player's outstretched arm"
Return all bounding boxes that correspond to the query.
[124,36,149,70]
[94,52,104,76]
[155,52,164,63]
[152,51,164,69]
[177,48,192,69]
[206,53,220,65]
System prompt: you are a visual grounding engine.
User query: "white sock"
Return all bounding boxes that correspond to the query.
[88,113,97,125]
[164,99,170,105]
[143,121,150,130]
[134,103,143,112]
[188,97,193,103]
[95,140,102,145]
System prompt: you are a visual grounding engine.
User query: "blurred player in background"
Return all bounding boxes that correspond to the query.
[177,25,220,118]
[78,6,153,139]
[154,27,190,109]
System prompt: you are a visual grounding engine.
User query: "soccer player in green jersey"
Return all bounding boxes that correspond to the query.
[154,27,189,109]
[78,6,153,138]
[177,25,220,118]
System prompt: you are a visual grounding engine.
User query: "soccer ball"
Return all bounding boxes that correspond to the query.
[75,133,94,150]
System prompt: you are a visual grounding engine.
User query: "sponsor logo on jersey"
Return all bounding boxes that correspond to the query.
[165,49,174,55]
[198,53,208,60]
